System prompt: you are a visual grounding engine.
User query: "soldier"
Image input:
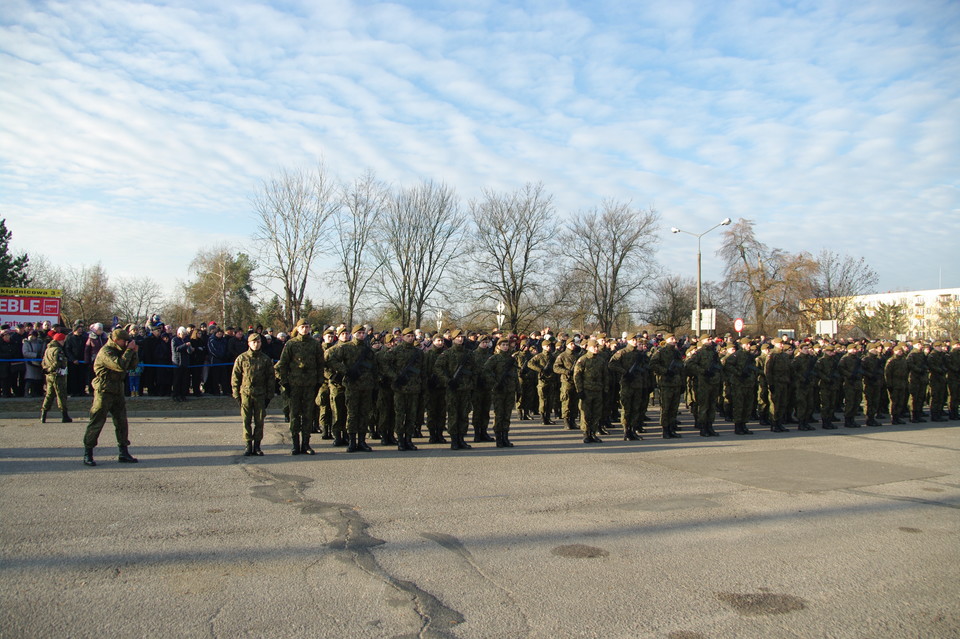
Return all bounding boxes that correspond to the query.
[814,344,839,428]
[860,341,884,427]
[470,335,495,442]
[755,343,773,426]
[947,341,960,421]
[433,329,478,450]
[837,343,864,428]
[527,337,559,426]
[791,342,817,430]
[607,333,648,441]
[650,334,685,438]
[231,332,275,456]
[722,338,755,435]
[316,328,338,440]
[906,341,929,423]
[275,319,324,455]
[325,325,378,452]
[884,343,909,425]
[423,334,449,443]
[81,328,139,467]
[553,340,581,430]
[764,339,793,432]
[383,328,423,451]
[684,335,723,437]
[324,327,351,446]
[573,338,607,443]
[927,342,949,422]
[484,337,518,447]
[40,331,72,424]
[514,339,538,420]
[375,333,398,445]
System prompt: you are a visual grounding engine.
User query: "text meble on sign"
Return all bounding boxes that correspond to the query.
[0,288,63,326]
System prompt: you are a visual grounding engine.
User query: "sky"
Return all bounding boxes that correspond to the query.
[1,0,958,308]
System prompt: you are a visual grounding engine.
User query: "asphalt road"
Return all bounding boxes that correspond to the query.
[2,409,958,638]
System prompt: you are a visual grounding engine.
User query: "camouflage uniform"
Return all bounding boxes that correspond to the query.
[861,346,885,427]
[232,335,275,455]
[325,327,378,452]
[383,331,425,451]
[484,343,519,447]
[884,347,909,425]
[40,337,71,423]
[684,340,723,436]
[574,341,608,443]
[470,341,495,442]
[82,331,139,466]
[275,324,324,454]
[722,342,755,435]
[553,343,581,430]
[927,344,949,422]
[527,342,558,426]
[650,340,685,438]
[607,339,648,440]
[906,345,928,423]
[433,332,479,449]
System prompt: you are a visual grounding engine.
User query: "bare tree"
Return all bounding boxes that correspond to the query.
[807,249,879,329]
[59,262,116,326]
[252,164,338,328]
[641,274,695,334]
[331,170,389,328]
[184,246,256,327]
[114,276,164,326]
[560,200,660,335]
[374,180,465,328]
[717,219,818,334]
[469,182,558,333]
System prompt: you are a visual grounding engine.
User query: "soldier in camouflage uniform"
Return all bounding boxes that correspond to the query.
[906,341,929,423]
[317,328,337,439]
[947,341,960,421]
[573,338,607,443]
[763,339,792,432]
[860,341,884,427]
[514,339,538,420]
[40,332,72,424]
[433,329,479,450]
[383,328,424,451]
[424,334,448,444]
[837,343,864,428]
[325,325,378,452]
[684,336,723,437]
[927,342,949,422]
[650,335,685,438]
[375,333,398,445]
[884,343,909,425]
[527,337,559,426]
[232,332,275,456]
[722,338,755,435]
[791,342,818,430]
[484,337,518,447]
[607,334,648,441]
[553,340,581,430]
[275,319,324,455]
[323,328,351,446]
[814,344,839,428]
[470,335,495,442]
[81,329,140,467]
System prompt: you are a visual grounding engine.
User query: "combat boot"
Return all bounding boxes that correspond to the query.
[61,410,72,423]
[459,434,472,449]
[502,431,515,447]
[707,422,720,436]
[118,446,138,463]
[844,417,860,428]
[495,431,505,448]
[949,409,959,421]
[253,441,264,456]
[357,433,372,452]
[243,441,254,457]
[83,447,96,467]
[302,434,316,455]
[636,422,647,433]
[321,423,333,440]
[741,423,754,435]
[891,415,905,425]
[866,417,881,427]
[565,418,578,431]
[291,433,302,455]
[333,431,348,446]
[771,421,788,432]
[40,410,48,424]
[346,433,360,453]
[911,411,926,423]
[623,425,640,441]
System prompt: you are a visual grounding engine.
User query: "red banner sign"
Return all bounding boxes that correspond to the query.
[0,295,62,325]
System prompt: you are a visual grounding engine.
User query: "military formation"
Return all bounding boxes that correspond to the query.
[19,321,960,466]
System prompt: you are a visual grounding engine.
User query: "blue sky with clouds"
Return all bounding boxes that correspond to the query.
[2,0,958,304]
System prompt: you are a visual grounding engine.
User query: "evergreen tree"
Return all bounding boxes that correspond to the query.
[0,219,30,287]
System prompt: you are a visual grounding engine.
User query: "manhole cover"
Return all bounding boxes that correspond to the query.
[551,544,609,558]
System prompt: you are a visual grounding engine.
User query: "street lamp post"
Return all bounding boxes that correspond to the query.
[671,218,731,337]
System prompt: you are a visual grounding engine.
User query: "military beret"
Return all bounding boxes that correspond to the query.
[449,328,463,339]
[247,333,261,343]
[586,338,599,348]
[401,327,415,336]
[383,334,395,344]
[822,344,835,352]
[739,338,751,346]
[479,334,492,342]
[662,333,674,340]
[111,328,131,342]
[336,326,349,335]
[294,318,310,328]
[352,324,365,334]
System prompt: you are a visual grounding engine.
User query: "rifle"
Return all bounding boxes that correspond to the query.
[346,344,373,381]
[393,347,422,390]
[494,355,515,392]
[449,350,472,389]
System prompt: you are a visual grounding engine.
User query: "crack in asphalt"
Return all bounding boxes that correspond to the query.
[241,465,464,638]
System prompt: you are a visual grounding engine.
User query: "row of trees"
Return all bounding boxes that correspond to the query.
[6,163,945,338]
